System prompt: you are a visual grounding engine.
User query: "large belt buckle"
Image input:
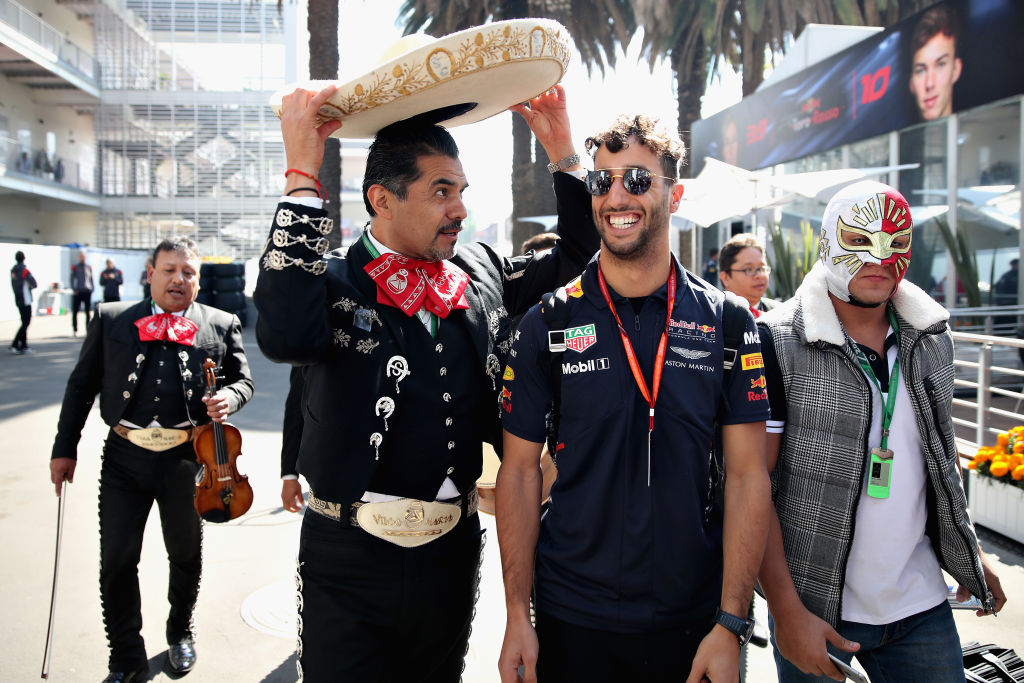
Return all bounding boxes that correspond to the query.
[355,498,461,548]
[125,427,190,452]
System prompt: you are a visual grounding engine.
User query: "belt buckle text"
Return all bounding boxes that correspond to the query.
[125,427,190,452]
[355,498,461,548]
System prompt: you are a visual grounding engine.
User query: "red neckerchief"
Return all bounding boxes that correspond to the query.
[135,312,199,345]
[364,252,470,318]
[749,306,761,318]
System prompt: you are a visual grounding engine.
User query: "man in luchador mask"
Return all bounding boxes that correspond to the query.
[755,180,1006,682]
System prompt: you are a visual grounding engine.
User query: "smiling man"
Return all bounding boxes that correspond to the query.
[909,4,962,121]
[254,84,598,682]
[756,181,1005,682]
[497,113,772,682]
[50,236,253,682]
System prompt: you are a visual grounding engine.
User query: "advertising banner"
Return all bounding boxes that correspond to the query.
[691,0,1024,173]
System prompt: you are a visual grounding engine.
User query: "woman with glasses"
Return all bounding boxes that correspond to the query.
[718,233,778,317]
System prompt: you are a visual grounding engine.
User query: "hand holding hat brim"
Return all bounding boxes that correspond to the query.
[510,85,578,170]
[280,85,343,178]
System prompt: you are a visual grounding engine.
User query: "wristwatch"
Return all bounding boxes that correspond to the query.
[713,607,755,646]
[546,153,580,174]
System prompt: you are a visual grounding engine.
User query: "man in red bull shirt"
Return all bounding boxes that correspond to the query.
[757,180,1005,682]
[497,112,771,682]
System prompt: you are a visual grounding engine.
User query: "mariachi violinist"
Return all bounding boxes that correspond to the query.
[49,236,253,682]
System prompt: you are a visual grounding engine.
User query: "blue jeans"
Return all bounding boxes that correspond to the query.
[770,601,965,682]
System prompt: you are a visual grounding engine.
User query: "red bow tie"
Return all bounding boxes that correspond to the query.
[135,313,199,346]
[364,252,470,319]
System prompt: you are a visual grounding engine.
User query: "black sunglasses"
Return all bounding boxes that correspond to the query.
[584,168,675,196]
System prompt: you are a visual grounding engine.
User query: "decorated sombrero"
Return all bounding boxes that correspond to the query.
[270,18,573,139]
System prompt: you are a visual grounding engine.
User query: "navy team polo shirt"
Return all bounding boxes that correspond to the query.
[502,256,769,633]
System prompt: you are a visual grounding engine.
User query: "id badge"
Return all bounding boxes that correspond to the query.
[867,447,894,499]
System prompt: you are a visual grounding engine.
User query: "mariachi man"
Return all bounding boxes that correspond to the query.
[255,82,596,680]
[49,236,253,683]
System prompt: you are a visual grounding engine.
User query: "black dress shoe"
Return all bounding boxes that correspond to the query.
[167,637,196,674]
[101,663,147,682]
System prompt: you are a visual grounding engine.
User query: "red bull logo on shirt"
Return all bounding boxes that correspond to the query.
[565,277,584,298]
[565,323,597,352]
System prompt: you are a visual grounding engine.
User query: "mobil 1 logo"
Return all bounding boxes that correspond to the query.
[562,357,611,375]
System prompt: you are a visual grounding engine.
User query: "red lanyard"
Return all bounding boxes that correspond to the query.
[595,257,676,433]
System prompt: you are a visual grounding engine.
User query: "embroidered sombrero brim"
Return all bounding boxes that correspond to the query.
[270,18,573,139]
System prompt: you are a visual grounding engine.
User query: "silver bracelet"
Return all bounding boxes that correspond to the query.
[546,153,580,174]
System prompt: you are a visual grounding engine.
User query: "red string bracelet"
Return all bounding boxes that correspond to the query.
[284,169,327,202]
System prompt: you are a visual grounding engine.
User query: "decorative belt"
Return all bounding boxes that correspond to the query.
[112,424,194,452]
[307,489,479,548]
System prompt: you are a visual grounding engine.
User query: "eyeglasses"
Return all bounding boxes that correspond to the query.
[584,168,675,196]
[728,266,772,277]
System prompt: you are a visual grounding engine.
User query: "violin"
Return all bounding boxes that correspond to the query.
[192,358,253,522]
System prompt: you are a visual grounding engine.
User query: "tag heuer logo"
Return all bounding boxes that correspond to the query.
[564,324,597,352]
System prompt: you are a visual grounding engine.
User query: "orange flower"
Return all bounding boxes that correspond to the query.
[990,461,1010,477]
[1013,442,1024,454]
[974,451,993,464]
[997,434,1010,448]
[968,460,979,470]
[1013,465,1024,481]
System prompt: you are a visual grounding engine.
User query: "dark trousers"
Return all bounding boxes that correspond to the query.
[72,291,92,332]
[13,303,31,350]
[535,611,713,682]
[99,434,202,671]
[297,509,484,682]
[104,294,121,303]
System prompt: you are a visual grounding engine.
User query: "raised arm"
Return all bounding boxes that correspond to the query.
[254,86,344,365]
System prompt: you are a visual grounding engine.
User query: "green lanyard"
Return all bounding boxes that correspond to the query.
[361,231,439,337]
[854,310,900,451]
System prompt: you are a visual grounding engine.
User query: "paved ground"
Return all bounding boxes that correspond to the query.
[1,312,1022,682]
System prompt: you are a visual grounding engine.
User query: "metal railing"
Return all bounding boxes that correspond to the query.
[0,137,97,194]
[949,306,1024,454]
[0,0,97,81]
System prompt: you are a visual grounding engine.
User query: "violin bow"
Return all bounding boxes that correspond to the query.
[40,479,67,680]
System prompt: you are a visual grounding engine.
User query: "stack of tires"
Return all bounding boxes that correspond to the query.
[198,262,248,327]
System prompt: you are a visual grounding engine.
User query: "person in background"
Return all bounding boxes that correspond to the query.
[10,250,37,354]
[701,246,720,287]
[909,4,961,122]
[520,232,559,256]
[70,251,94,336]
[718,233,778,317]
[101,258,125,303]
[141,259,152,301]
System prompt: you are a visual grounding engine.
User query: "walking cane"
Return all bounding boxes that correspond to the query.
[41,479,67,680]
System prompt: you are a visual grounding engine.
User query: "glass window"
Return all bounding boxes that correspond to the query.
[899,121,948,301]
[957,101,1020,310]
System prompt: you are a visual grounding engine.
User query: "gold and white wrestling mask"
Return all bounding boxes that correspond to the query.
[818,180,913,302]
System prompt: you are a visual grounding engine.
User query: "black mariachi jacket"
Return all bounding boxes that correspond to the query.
[51,299,253,461]
[255,173,597,503]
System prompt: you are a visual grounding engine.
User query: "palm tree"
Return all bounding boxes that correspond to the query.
[399,0,636,251]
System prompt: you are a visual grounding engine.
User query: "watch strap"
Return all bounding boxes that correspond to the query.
[546,153,580,174]
[714,607,754,646]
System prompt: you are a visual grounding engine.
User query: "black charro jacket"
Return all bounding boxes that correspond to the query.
[51,299,253,461]
[256,172,596,503]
